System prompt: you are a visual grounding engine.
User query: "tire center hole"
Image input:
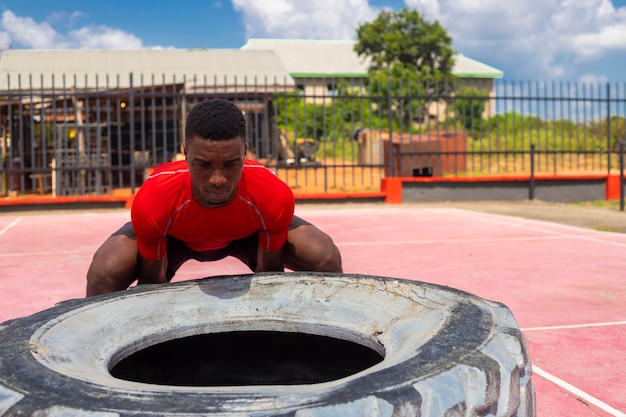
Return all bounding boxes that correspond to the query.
[110,330,384,386]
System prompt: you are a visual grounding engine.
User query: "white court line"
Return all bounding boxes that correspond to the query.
[440,208,626,249]
[522,320,626,332]
[0,217,22,237]
[533,365,626,417]
[337,235,564,246]
[0,249,89,257]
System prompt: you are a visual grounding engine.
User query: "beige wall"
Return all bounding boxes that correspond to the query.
[293,76,497,123]
[294,77,368,99]
[458,78,496,117]
[425,78,496,123]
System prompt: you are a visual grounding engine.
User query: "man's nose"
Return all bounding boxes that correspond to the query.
[208,170,227,186]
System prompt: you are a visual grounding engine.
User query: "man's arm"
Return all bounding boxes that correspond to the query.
[137,255,169,285]
[255,246,284,272]
[86,233,140,297]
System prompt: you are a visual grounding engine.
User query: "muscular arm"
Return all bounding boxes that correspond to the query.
[255,246,284,272]
[137,255,168,285]
[86,234,141,297]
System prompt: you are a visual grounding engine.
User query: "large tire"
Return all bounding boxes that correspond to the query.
[0,273,535,416]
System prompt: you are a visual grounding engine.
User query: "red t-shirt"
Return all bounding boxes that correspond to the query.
[131,159,295,261]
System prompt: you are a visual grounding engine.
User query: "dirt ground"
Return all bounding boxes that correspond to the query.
[403,200,626,234]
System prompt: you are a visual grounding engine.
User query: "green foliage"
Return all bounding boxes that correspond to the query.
[33,122,55,147]
[367,70,453,128]
[274,80,623,170]
[274,84,391,143]
[355,8,454,80]
[588,115,626,150]
[355,8,455,126]
[469,112,612,153]
[485,112,546,133]
[452,89,488,135]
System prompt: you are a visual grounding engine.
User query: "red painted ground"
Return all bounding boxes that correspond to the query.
[1,206,625,416]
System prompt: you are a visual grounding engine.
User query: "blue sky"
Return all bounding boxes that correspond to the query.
[0,0,625,83]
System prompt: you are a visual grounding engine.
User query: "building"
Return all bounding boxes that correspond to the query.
[242,38,503,118]
[242,39,370,97]
[0,48,294,194]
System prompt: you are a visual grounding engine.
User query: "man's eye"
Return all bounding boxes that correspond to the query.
[224,161,237,168]
[196,161,211,169]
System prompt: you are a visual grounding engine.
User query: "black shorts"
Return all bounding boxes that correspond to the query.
[111,215,310,281]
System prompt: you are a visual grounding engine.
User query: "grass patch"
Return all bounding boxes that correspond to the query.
[573,200,621,209]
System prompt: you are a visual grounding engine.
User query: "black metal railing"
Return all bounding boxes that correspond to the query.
[0,75,624,197]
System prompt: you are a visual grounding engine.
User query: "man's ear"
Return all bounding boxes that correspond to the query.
[243,143,248,156]
[183,144,188,157]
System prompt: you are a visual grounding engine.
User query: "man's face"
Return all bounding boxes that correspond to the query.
[184,135,247,208]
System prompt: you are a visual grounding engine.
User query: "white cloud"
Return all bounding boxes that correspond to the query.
[0,31,11,50]
[231,0,379,40]
[0,1,623,82]
[0,10,145,49]
[571,23,626,57]
[0,10,66,48]
[47,11,83,26]
[408,0,439,19]
[69,26,143,49]
[579,73,609,84]
[404,0,626,80]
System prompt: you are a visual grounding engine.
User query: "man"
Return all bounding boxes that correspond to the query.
[86,99,342,296]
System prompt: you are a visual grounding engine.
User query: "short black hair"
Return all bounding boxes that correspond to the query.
[185,99,246,142]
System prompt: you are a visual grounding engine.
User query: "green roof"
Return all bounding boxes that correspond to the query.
[243,39,503,79]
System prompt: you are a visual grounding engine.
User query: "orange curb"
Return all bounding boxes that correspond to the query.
[0,173,620,208]
[0,195,130,207]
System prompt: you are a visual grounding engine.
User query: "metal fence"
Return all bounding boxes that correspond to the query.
[1,75,624,197]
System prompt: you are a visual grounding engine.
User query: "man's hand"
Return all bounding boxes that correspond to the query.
[256,247,284,272]
[138,256,168,285]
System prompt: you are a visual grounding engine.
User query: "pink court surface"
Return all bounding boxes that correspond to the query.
[1,204,625,416]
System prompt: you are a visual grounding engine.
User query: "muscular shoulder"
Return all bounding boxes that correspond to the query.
[131,160,191,222]
[238,161,294,227]
[240,160,293,204]
[149,160,189,178]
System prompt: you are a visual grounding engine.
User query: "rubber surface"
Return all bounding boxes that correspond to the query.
[0,272,535,416]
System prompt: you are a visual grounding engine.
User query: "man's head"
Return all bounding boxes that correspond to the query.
[183,99,247,208]
[185,99,246,143]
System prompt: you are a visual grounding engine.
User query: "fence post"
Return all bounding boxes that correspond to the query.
[607,83,612,174]
[129,72,136,194]
[387,79,394,177]
[619,141,626,211]
[529,144,535,200]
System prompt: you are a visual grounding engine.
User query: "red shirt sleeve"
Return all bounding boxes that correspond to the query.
[257,184,294,253]
[130,161,190,261]
[237,160,295,253]
[131,182,169,261]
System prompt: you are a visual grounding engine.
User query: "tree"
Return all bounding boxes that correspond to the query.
[355,8,455,127]
[452,88,488,136]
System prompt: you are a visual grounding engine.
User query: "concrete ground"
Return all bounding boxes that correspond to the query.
[3,200,626,415]
[2,202,626,416]
[423,200,626,233]
[4,199,626,234]
[298,199,626,234]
